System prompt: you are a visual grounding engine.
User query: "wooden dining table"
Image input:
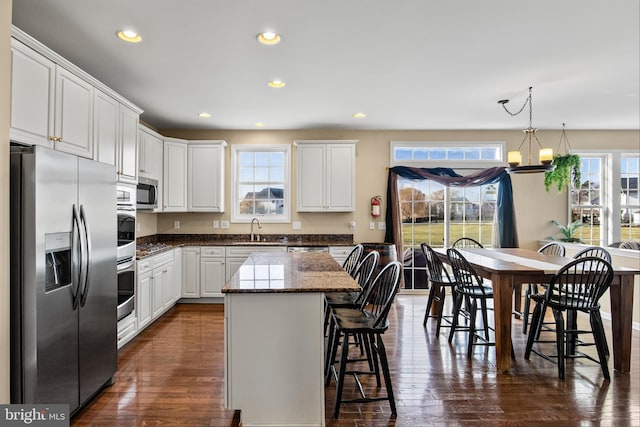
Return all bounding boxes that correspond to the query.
[434,247,639,374]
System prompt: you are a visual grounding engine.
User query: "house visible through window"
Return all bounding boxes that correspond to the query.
[231,145,291,223]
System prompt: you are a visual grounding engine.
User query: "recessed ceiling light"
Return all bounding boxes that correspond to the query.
[116,29,142,43]
[198,112,212,118]
[352,112,367,119]
[268,80,286,88]
[254,122,265,128]
[257,31,281,45]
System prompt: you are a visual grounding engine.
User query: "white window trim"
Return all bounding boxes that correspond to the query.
[570,150,639,246]
[231,144,291,223]
[390,141,506,169]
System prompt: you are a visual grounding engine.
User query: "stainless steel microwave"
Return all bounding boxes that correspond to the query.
[136,177,158,210]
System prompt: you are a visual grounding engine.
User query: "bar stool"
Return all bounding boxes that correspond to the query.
[325,261,401,418]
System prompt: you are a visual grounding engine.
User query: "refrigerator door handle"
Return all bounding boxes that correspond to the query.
[72,204,83,310]
[79,205,92,307]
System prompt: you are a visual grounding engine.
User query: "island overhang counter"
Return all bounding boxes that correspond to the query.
[222,251,360,427]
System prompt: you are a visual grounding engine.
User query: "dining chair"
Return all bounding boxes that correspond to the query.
[446,248,499,358]
[520,242,566,334]
[421,243,457,337]
[573,246,612,263]
[325,261,401,418]
[342,244,364,277]
[451,237,484,249]
[524,257,614,381]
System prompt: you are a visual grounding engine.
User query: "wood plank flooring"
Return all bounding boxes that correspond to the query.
[71,295,640,426]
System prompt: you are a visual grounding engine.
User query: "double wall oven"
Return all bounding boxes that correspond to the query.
[116,185,136,321]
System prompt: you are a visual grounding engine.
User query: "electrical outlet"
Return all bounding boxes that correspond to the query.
[221,220,229,229]
[293,221,301,230]
[213,220,219,228]
[349,221,356,230]
[369,221,375,230]
[137,223,141,232]
[174,220,180,229]
[377,221,386,230]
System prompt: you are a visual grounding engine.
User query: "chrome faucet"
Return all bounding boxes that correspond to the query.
[250,217,262,242]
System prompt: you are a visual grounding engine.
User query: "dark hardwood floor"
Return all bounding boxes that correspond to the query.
[71,295,640,426]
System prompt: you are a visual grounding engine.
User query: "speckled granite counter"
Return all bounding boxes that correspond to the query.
[222,252,360,293]
[136,233,354,259]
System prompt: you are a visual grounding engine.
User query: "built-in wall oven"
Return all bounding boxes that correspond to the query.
[116,185,136,321]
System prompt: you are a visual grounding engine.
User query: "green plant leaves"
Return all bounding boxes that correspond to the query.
[544,154,582,192]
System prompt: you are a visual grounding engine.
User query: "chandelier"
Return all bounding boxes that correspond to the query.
[498,86,555,174]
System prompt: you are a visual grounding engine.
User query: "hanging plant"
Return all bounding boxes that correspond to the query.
[544,153,581,192]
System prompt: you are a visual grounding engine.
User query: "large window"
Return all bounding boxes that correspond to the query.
[570,152,640,245]
[391,141,504,290]
[231,144,291,223]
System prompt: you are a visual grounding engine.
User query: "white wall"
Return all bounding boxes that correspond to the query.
[1,0,13,404]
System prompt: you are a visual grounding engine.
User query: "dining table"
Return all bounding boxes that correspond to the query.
[434,247,639,374]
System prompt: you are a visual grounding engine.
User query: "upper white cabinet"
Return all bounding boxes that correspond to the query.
[93,90,119,166]
[117,105,139,184]
[295,140,358,212]
[10,38,94,158]
[10,38,55,148]
[10,27,142,174]
[139,126,164,181]
[163,138,188,212]
[188,141,227,212]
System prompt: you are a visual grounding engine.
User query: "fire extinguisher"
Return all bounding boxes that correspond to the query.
[371,196,382,218]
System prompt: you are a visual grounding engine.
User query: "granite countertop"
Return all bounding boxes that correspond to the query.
[135,233,355,259]
[222,252,361,293]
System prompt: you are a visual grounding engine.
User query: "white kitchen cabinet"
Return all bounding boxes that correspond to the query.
[182,247,201,298]
[93,90,119,166]
[225,246,287,282]
[151,250,175,318]
[139,126,164,181]
[54,67,94,158]
[117,105,139,184]
[10,38,94,158]
[200,246,226,298]
[9,38,55,148]
[163,139,188,212]
[171,248,183,305]
[295,140,358,212]
[188,141,227,212]
[137,259,153,331]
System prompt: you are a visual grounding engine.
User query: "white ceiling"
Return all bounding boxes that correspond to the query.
[11,0,640,131]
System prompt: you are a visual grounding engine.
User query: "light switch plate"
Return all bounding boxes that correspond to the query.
[221,220,229,229]
[213,220,219,228]
[293,221,301,230]
[349,221,356,230]
[377,221,386,230]
[174,220,180,229]
[369,221,375,230]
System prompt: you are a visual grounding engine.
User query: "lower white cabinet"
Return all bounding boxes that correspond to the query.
[201,247,226,297]
[137,258,153,331]
[182,247,201,298]
[136,249,180,334]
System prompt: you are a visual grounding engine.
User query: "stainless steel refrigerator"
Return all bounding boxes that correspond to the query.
[10,145,117,414]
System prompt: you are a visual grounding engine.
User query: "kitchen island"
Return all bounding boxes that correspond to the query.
[222,251,360,427]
